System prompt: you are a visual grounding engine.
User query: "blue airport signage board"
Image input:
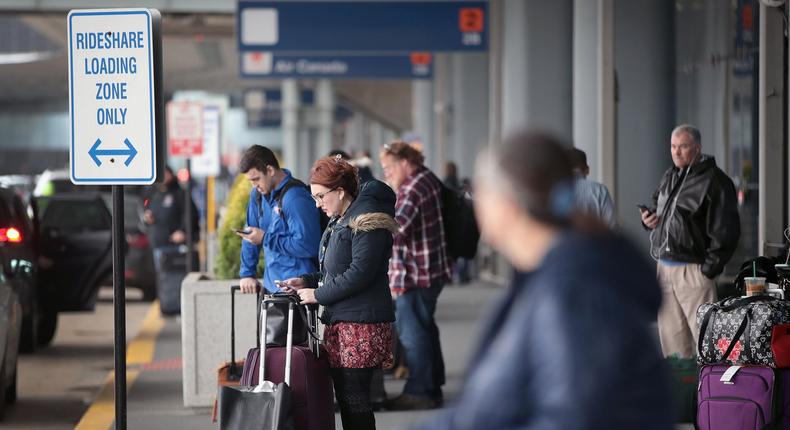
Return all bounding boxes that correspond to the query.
[240,51,432,79]
[237,1,487,52]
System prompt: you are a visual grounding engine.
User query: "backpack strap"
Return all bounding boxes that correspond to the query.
[274,178,308,220]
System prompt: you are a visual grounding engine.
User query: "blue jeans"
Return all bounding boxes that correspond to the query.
[396,283,445,399]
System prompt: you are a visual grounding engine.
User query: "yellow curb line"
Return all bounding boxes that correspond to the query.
[75,302,165,430]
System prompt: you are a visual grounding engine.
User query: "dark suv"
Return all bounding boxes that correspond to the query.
[34,171,156,302]
[33,193,114,346]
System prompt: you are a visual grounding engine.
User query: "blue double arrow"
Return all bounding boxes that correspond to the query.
[89,138,138,167]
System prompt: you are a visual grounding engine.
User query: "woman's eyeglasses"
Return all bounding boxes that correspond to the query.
[311,187,338,203]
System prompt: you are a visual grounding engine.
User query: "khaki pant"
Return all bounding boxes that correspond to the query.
[657,262,716,358]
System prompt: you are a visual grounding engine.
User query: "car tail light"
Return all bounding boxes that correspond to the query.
[0,227,23,243]
[126,232,150,249]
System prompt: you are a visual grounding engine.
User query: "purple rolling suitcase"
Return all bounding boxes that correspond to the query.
[241,295,335,430]
[697,365,790,429]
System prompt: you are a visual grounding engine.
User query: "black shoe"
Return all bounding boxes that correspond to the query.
[383,394,441,411]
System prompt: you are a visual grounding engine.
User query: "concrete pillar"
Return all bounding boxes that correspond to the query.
[412,80,435,167]
[344,113,366,153]
[674,1,731,172]
[501,0,573,140]
[614,0,675,245]
[488,0,503,149]
[482,0,572,284]
[316,79,334,158]
[369,121,384,152]
[759,4,785,254]
[281,79,300,174]
[433,54,452,174]
[573,0,615,190]
[451,52,489,179]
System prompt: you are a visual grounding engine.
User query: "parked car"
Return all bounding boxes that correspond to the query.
[0,188,38,353]
[33,193,113,346]
[116,195,156,302]
[34,169,155,301]
[0,257,22,420]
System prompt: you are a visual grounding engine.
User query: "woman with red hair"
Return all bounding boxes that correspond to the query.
[281,155,398,430]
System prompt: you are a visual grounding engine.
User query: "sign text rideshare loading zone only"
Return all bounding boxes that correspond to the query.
[68,9,157,185]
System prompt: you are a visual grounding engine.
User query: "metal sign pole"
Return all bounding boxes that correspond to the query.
[112,185,127,430]
[185,159,193,273]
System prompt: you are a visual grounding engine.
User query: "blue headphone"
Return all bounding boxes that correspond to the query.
[548,181,575,219]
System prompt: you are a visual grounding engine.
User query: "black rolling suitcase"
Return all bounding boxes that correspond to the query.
[156,246,196,315]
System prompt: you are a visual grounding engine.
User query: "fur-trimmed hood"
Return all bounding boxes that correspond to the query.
[342,179,396,225]
[350,212,399,234]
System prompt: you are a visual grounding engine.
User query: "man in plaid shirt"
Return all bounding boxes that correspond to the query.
[380,141,453,411]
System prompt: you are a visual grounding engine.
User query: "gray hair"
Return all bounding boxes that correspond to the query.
[671,124,702,146]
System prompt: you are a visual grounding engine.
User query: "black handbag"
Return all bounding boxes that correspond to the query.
[264,294,311,347]
[218,383,292,430]
[219,295,298,430]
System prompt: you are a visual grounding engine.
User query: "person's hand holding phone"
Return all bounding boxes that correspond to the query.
[235,226,264,245]
[276,277,306,294]
[639,205,659,230]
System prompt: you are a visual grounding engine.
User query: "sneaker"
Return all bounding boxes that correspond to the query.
[383,394,441,411]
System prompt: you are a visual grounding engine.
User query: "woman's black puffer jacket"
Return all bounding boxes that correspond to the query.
[304,180,399,324]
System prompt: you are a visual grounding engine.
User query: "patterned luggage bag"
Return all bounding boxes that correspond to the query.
[697,296,790,367]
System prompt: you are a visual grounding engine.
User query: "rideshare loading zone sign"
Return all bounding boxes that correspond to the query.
[68,9,157,185]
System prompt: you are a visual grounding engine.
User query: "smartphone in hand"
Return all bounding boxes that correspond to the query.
[637,204,653,215]
[234,228,253,235]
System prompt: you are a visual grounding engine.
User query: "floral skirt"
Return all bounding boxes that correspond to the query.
[323,322,394,369]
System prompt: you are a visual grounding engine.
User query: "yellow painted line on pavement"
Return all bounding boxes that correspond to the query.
[127,304,165,365]
[74,370,141,430]
[75,302,165,430]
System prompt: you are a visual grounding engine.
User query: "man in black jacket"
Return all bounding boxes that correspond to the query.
[640,124,740,358]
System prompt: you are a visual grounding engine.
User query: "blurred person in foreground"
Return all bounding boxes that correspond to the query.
[280,155,398,430]
[407,131,672,430]
[568,147,616,227]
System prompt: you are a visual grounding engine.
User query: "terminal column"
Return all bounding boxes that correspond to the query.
[316,79,335,159]
[573,0,614,189]
[500,0,573,139]
[412,80,435,167]
[282,79,300,176]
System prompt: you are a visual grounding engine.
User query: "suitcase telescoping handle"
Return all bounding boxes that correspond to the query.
[258,297,295,386]
[229,285,261,377]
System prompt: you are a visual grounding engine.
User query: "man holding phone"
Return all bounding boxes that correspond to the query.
[641,124,740,358]
[237,145,322,294]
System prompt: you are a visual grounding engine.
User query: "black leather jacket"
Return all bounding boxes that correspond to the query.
[649,155,740,278]
[305,180,398,324]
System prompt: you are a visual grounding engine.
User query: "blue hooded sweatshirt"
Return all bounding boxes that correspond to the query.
[239,169,321,292]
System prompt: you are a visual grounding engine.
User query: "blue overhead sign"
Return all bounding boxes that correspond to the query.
[238,1,487,52]
[240,51,432,79]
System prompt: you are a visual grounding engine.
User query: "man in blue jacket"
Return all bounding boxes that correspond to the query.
[237,145,321,294]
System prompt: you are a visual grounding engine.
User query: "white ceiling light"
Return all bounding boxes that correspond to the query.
[0,50,59,65]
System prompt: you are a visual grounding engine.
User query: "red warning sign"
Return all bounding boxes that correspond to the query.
[459,8,484,33]
[410,52,432,66]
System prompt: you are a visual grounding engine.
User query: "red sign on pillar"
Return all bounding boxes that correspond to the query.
[167,101,204,156]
